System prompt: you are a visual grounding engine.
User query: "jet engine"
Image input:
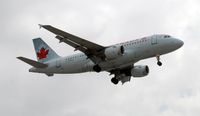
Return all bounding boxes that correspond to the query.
[104,46,124,60]
[131,65,149,77]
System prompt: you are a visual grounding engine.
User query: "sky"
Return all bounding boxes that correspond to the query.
[0,0,200,116]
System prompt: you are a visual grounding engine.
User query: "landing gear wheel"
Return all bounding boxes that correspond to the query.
[93,64,101,72]
[111,78,119,85]
[156,55,162,66]
[157,61,162,66]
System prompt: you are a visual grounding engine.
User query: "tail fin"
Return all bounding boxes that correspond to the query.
[33,38,60,63]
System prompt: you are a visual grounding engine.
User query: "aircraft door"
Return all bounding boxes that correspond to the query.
[151,36,157,45]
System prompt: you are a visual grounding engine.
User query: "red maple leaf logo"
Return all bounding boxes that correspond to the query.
[37,47,49,59]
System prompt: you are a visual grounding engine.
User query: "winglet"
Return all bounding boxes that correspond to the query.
[38,24,44,29]
[17,56,48,68]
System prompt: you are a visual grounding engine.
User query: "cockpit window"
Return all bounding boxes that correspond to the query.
[164,35,171,38]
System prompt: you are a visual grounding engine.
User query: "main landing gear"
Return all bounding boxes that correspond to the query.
[93,64,101,72]
[111,77,119,85]
[156,55,162,66]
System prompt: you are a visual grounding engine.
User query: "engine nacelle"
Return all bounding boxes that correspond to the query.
[104,46,124,60]
[131,65,149,77]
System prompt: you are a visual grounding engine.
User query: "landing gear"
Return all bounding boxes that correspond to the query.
[156,55,162,66]
[111,77,119,85]
[93,64,101,72]
[157,61,162,66]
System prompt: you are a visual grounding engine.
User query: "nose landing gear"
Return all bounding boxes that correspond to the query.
[157,61,162,66]
[156,55,162,66]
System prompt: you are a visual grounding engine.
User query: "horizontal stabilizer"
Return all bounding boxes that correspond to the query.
[17,57,48,68]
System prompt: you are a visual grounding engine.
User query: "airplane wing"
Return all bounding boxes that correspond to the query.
[39,24,105,63]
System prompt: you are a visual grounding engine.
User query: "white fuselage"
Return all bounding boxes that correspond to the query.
[30,34,183,74]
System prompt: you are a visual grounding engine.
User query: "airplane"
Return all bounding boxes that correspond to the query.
[17,24,184,84]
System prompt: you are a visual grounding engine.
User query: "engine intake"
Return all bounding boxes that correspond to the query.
[104,46,124,60]
[131,65,149,77]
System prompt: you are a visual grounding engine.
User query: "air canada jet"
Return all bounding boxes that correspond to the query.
[17,25,184,84]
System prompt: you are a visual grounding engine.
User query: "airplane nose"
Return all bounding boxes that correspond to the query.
[177,39,184,47]
[173,38,184,48]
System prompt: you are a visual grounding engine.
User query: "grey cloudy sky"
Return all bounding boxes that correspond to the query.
[0,0,200,116]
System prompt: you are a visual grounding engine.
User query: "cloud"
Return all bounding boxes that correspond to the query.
[1,0,200,116]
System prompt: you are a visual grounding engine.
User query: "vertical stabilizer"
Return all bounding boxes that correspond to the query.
[33,38,60,63]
